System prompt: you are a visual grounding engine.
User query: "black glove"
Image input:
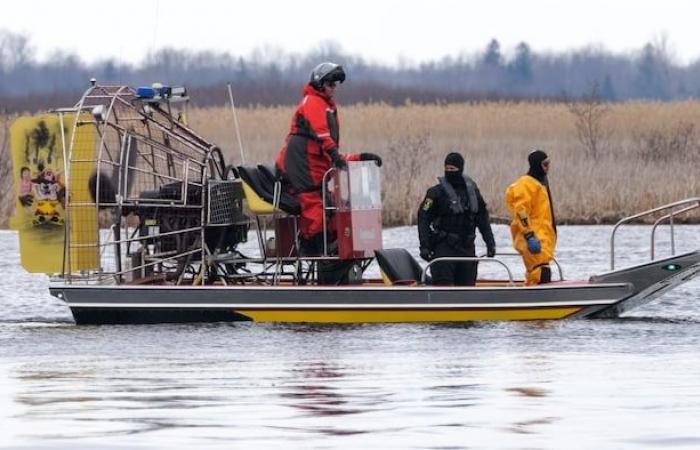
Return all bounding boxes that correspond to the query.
[419,247,433,262]
[360,152,383,167]
[328,148,347,170]
[487,245,496,258]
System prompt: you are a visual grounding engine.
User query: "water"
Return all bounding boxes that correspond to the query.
[1,225,700,449]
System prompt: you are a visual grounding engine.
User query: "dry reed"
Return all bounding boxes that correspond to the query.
[2,101,700,227]
[189,101,700,225]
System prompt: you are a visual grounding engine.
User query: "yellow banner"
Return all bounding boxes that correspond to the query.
[10,114,98,274]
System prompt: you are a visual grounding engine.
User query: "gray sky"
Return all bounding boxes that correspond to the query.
[2,0,699,65]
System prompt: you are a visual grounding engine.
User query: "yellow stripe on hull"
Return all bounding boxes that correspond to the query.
[235,307,582,323]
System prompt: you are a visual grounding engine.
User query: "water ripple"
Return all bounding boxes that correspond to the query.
[1,228,700,448]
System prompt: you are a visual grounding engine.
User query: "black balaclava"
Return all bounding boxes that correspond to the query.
[527,149,548,183]
[444,152,465,185]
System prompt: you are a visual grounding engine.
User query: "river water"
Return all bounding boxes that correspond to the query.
[1,225,700,449]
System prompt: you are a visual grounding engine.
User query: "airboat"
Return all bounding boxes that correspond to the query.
[9,82,700,324]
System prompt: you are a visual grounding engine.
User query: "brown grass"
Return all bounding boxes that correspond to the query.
[189,101,700,225]
[0,114,16,227]
[2,101,700,227]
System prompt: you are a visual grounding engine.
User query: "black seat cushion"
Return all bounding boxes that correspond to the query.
[258,164,301,214]
[257,164,278,184]
[374,248,423,284]
[237,166,300,215]
[237,166,273,200]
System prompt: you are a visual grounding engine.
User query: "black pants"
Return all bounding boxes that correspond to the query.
[430,241,477,286]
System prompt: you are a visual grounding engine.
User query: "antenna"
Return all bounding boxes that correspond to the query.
[227,83,246,165]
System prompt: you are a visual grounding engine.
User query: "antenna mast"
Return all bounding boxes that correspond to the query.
[227,83,246,165]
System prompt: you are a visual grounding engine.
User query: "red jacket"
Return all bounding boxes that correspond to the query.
[276,85,359,192]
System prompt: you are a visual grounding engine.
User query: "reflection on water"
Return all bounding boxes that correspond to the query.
[1,227,700,448]
[505,386,550,398]
[2,320,700,449]
[282,363,358,417]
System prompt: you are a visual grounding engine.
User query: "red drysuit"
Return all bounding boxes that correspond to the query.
[276,84,360,239]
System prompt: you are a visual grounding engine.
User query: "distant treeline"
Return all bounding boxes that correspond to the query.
[2,29,700,111]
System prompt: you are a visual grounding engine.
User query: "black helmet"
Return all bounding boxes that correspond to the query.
[309,62,346,89]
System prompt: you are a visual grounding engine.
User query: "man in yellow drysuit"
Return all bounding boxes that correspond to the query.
[505,150,557,285]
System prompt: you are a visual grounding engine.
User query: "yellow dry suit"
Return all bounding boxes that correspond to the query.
[505,175,557,285]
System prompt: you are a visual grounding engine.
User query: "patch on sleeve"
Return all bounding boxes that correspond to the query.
[422,198,433,211]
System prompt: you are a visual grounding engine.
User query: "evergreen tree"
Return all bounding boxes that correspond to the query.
[482,39,502,67]
[636,43,669,99]
[508,42,533,85]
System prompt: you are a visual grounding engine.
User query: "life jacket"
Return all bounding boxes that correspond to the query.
[438,175,479,215]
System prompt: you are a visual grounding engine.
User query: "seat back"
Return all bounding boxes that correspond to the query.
[258,165,301,214]
[257,164,278,184]
[237,166,276,214]
[374,248,423,285]
[236,165,300,215]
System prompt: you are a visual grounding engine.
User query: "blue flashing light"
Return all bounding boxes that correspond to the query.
[136,87,155,99]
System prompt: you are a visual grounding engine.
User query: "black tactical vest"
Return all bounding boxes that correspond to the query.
[433,176,479,238]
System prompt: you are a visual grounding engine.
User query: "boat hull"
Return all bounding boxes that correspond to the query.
[51,283,632,325]
[50,250,700,325]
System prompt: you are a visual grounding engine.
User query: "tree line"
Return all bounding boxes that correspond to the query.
[2,29,700,112]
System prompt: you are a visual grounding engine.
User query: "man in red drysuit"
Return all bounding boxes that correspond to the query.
[276,62,382,255]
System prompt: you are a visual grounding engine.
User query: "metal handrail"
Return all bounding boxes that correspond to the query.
[421,256,516,286]
[650,202,700,260]
[484,251,564,281]
[610,197,700,270]
[321,167,338,256]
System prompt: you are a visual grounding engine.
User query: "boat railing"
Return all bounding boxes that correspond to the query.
[321,167,338,257]
[485,251,564,281]
[421,257,516,286]
[610,197,700,270]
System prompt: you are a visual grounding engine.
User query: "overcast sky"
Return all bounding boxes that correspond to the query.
[2,0,699,66]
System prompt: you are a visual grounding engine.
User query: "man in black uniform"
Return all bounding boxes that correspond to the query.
[417,152,496,286]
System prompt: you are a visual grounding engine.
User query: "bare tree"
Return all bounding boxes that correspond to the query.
[383,133,433,225]
[567,82,612,159]
[633,121,699,162]
[0,30,33,69]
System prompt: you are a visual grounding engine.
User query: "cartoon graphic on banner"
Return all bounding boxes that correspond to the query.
[10,114,98,274]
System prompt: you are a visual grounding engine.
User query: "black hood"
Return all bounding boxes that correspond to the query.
[444,152,464,172]
[444,152,465,185]
[527,149,548,183]
[526,149,557,235]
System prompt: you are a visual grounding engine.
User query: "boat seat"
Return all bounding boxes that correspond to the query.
[236,166,300,215]
[257,164,278,185]
[258,164,301,216]
[257,164,301,214]
[374,248,424,286]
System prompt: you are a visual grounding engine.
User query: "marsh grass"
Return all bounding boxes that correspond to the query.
[188,101,700,225]
[0,114,15,227]
[2,101,699,227]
